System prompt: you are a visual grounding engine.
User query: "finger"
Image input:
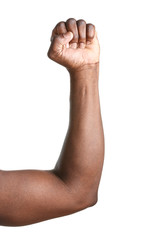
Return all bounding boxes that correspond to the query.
[77,19,86,48]
[56,21,67,35]
[51,21,67,42]
[66,18,78,48]
[86,24,95,44]
[55,21,68,47]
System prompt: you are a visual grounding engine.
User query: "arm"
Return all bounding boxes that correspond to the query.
[0,18,104,226]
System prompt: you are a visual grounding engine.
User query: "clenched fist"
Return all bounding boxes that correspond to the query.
[47,18,100,72]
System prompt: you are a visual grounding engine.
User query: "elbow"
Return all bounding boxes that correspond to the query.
[89,195,98,207]
[84,193,98,209]
[74,190,98,212]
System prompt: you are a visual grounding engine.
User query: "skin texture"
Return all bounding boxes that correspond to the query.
[0,18,104,226]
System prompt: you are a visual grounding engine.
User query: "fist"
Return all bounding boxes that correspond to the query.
[47,18,100,72]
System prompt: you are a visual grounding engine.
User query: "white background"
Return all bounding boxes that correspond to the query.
[0,0,145,239]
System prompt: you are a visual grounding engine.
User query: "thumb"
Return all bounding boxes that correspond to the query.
[48,31,73,60]
[52,31,73,46]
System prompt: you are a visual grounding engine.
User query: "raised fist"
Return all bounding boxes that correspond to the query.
[47,18,100,72]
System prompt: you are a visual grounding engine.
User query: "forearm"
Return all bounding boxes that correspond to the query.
[54,64,104,201]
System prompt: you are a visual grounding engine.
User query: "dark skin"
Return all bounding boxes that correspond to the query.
[0,18,104,226]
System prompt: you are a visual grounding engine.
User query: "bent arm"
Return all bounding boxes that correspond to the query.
[0,18,105,226]
[0,64,104,226]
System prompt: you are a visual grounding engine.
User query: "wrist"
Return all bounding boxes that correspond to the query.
[69,63,99,101]
[68,62,99,74]
[69,62,99,84]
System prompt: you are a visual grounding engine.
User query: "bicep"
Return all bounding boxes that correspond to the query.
[0,169,77,226]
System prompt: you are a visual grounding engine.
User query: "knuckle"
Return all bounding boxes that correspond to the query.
[66,18,76,24]
[57,21,65,28]
[77,19,86,25]
[56,21,66,33]
[87,23,95,29]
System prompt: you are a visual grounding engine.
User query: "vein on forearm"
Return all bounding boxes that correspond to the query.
[55,65,104,193]
[69,79,100,130]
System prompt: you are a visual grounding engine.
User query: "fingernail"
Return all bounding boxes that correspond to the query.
[70,43,77,49]
[79,43,85,49]
[64,31,73,39]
